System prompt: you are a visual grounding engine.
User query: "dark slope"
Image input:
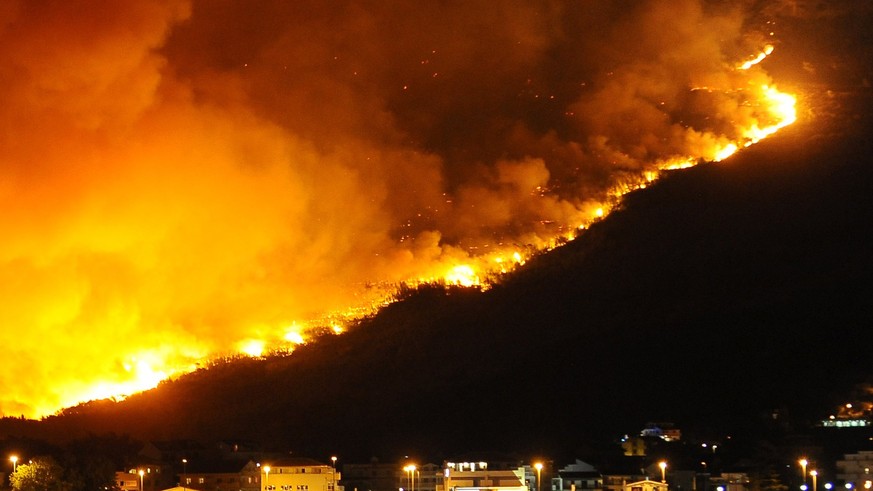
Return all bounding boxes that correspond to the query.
[7,86,870,463]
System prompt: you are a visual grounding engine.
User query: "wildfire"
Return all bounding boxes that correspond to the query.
[412,56,798,308]
[0,4,799,419]
[33,66,797,410]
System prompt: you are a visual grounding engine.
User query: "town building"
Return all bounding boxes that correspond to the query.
[118,467,163,491]
[707,473,748,491]
[600,461,648,491]
[551,460,603,491]
[836,451,873,488]
[180,459,261,491]
[341,461,399,491]
[340,460,441,491]
[261,458,341,491]
[410,463,442,491]
[622,479,668,491]
[437,460,529,491]
[117,471,143,491]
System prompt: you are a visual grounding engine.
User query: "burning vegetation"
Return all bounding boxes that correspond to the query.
[0,0,797,418]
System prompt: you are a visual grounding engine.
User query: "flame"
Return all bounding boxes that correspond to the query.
[738,44,774,70]
[239,340,266,358]
[284,329,306,345]
[743,85,798,143]
[444,265,480,287]
[714,143,739,162]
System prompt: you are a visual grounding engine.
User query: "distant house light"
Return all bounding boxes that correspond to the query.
[821,419,870,428]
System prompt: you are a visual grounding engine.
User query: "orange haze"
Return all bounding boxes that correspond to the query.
[0,0,796,417]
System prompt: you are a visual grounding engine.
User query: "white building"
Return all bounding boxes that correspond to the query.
[437,461,529,491]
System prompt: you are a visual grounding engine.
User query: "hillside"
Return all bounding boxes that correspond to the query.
[3,84,871,463]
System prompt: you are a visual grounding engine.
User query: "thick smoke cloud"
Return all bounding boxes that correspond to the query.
[0,0,785,416]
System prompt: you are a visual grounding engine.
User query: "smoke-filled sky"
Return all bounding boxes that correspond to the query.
[0,0,796,417]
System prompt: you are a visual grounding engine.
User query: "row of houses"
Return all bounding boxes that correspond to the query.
[114,452,728,491]
[111,441,873,491]
[117,457,339,491]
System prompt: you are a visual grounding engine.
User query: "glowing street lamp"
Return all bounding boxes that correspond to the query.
[10,456,18,474]
[534,462,544,491]
[403,465,417,491]
[811,470,818,491]
[659,461,667,484]
[331,457,338,491]
[800,459,808,485]
[264,466,271,491]
[139,469,145,491]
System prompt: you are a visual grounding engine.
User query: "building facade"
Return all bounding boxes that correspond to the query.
[341,462,399,491]
[262,458,341,491]
[623,479,668,491]
[181,459,261,491]
[437,460,529,491]
[836,451,873,488]
[551,460,603,491]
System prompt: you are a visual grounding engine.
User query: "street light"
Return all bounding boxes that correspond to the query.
[811,470,818,491]
[331,457,338,491]
[139,469,145,491]
[659,461,667,484]
[534,462,544,491]
[10,456,18,474]
[182,459,188,490]
[799,460,808,485]
[404,465,416,491]
[264,466,271,491]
